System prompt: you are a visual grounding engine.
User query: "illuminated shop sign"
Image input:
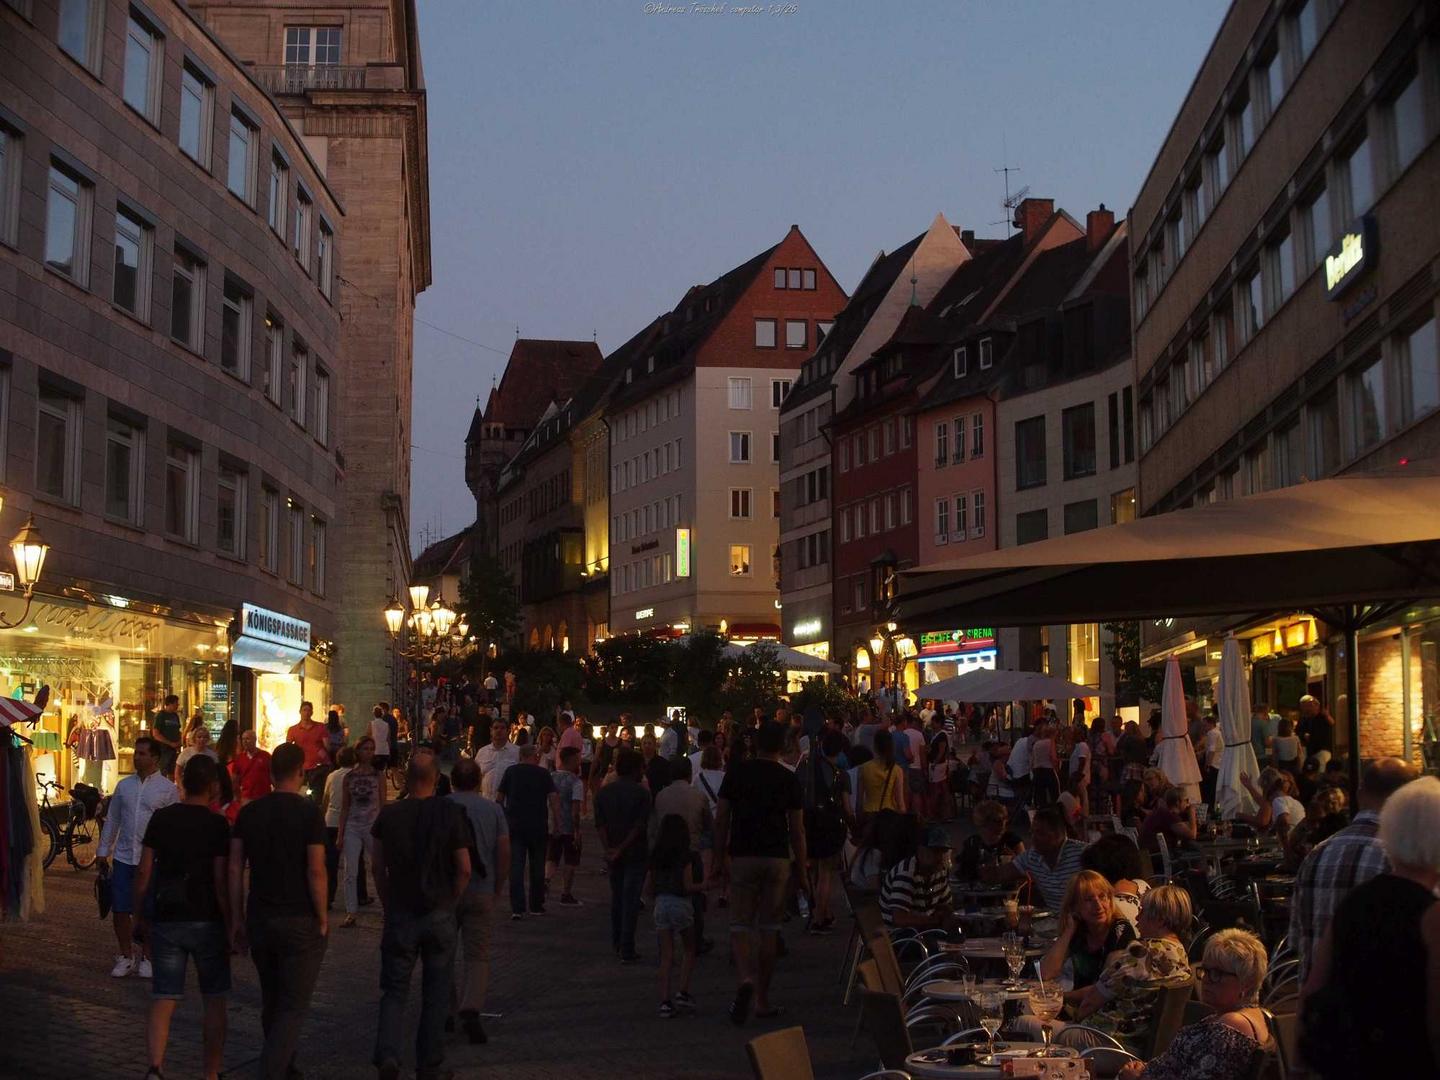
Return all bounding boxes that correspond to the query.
[635,608,655,620]
[1324,217,1377,300]
[675,529,691,578]
[792,618,823,639]
[918,628,995,654]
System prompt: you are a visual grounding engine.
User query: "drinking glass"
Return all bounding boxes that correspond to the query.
[960,972,978,1001]
[1001,932,1025,988]
[977,990,1005,1060]
[1027,986,1065,1056]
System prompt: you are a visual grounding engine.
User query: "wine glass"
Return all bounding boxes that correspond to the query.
[1001,932,1026,988]
[1027,986,1065,1056]
[977,989,1005,1060]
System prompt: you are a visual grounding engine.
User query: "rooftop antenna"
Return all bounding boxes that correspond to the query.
[992,162,1026,238]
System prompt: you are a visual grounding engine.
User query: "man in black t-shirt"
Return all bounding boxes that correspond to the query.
[594,748,652,962]
[715,721,807,1025]
[371,749,472,1080]
[136,755,230,1080]
[152,693,183,778]
[229,742,328,1080]
[496,744,558,918]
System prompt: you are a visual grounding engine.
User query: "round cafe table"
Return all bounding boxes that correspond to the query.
[939,937,1050,961]
[918,978,1045,1003]
[905,1043,1079,1078]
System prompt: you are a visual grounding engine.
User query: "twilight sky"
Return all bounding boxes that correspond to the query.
[409,0,1229,552]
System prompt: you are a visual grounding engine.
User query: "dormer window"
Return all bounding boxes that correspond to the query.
[647,356,655,373]
[954,346,967,377]
[979,337,994,369]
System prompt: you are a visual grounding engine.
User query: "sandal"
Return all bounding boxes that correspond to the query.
[341,915,357,928]
[729,982,754,1026]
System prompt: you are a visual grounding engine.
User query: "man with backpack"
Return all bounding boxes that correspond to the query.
[448,757,508,1045]
[800,731,852,935]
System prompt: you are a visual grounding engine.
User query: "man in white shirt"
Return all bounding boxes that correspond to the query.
[369,704,393,770]
[1200,714,1224,807]
[483,673,499,705]
[1007,727,1034,806]
[97,736,178,977]
[476,719,518,799]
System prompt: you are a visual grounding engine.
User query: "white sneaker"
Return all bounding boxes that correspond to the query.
[109,955,134,978]
[136,957,153,978]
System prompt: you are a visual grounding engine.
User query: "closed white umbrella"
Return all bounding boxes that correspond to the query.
[1156,655,1202,802]
[1215,636,1260,819]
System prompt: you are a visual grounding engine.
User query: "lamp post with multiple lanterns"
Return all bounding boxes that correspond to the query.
[382,584,473,722]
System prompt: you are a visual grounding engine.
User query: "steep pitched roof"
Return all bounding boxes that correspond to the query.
[413,528,472,579]
[483,339,604,430]
[926,231,1029,328]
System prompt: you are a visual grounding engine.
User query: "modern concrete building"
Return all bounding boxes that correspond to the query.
[606,227,846,639]
[0,0,344,769]
[777,214,968,669]
[187,0,430,722]
[1129,0,1440,759]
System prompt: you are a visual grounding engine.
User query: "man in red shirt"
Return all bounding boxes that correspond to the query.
[286,701,331,774]
[228,728,273,822]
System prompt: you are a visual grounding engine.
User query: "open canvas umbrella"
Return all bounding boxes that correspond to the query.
[1215,636,1260,820]
[720,641,841,674]
[1156,656,1202,803]
[920,668,1094,704]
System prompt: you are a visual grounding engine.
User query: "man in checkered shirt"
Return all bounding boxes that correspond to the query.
[1291,757,1417,981]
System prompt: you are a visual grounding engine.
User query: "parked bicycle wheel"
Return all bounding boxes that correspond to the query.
[68,808,97,870]
[40,814,60,870]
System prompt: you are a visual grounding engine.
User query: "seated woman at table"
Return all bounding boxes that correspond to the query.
[956,799,1024,881]
[1118,929,1273,1080]
[849,809,917,893]
[1081,833,1149,926]
[1070,884,1193,1029]
[1237,768,1307,845]
[1299,776,1440,1079]
[1038,870,1137,1004]
[1138,787,1197,855]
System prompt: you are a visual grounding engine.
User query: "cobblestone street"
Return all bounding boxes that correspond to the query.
[1,849,863,1079]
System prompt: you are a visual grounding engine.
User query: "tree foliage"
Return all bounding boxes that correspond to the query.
[458,538,521,651]
[1103,620,1164,708]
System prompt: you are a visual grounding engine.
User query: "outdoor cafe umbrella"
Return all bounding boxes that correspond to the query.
[1215,635,1260,820]
[919,667,1095,705]
[1157,655,1202,803]
[720,641,841,673]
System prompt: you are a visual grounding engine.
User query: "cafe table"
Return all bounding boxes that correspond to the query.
[939,937,1050,962]
[918,977,1049,1003]
[952,880,1019,903]
[904,1043,1080,1078]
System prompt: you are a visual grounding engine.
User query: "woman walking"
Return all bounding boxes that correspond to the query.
[337,735,386,927]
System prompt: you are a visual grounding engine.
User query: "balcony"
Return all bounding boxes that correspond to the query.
[250,64,391,95]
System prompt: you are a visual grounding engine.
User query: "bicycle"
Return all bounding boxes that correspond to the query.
[37,775,100,871]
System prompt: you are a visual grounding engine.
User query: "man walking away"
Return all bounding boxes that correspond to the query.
[714,721,807,1025]
[496,743,557,918]
[229,743,329,1080]
[371,752,473,1080]
[595,748,652,962]
[549,746,585,905]
[448,758,508,1045]
[135,755,231,1080]
[98,736,178,978]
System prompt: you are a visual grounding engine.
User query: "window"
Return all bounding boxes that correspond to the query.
[869,498,880,534]
[787,268,802,289]
[728,376,752,409]
[259,488,279,572]
[771,431,780,463]
[310,518,326,594]
[316,221,334,299]
[971,490,985,536]
[953,347,967,376]
[314,367,330,445]
[0,127,19,246]
[179,65,213,167]
[1340,134,1373,220]
[1207,132,1231,196]
[293,189,312,268]
[284,26,341,66]
[729,488,751,519]
[1015,416,1047,489]
[1134,263,1150,321]
[934,421,949,468]
[754,319,776,348]
[123,12,163,124]
[1307,386,1340,478]
[771,379,791,408]
[729,431,751,463]
[171,248,204,350]
[267,152,288,236]
[1386,72,1425,176]
[288,502,304,583]
[165,443,199,542]
[1349,354,1387,452]
[901,415,912,449]
[934,498,949,542]
[57,0,102,72]
[1166,210,1186,267]
[1265,228,1296,312]
[1068,624,1101,687]
[1213,301,1234,370]
[1016,509,1048,546]
[883,420,895,456]
[1244,444,1270,495]
[263,315,283,404]
[288,343,307,426]
[840,508,851,542]
[1274,420,1303,487]
[45,162,92,284]
[854,503,866,539]
[1110,488,1137,525]
[1122,388,1134,463]
[104,416,143,524]
[1240,266,1264,341]
[1293,0,1320,63]
[1064,499,1099,534]
[901,487,912,525]
[112,206,151,318]
[1061,403,1096,480]
[221,280,251,378]
[227,110,256,205]
[36,389,80,503]
[772,488,780,519]
[1257,45,1285,122]
[979,337,993,369]
[972,413,984,458]
[951,494,966,540]
[1233,89,1257,163]
[838,440,849,472]
[852,578,866,612]
[217,467,245,557]
[785,320,807,349]
[1301,185,1332,271]
[1155,378,1171,432]
[951,416,965,464]
[1185,172,1207,240]
[1398,319,1440,427]
[802,268,816,290]
[882,492,895,530]
[728,544,751,576]
[773,267,786,288]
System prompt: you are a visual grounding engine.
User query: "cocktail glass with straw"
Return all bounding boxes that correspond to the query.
[1027,982,1065,1056]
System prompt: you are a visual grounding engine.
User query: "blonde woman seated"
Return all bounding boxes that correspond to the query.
[1118,929,1273,1080]
[1036,870,1137,1005]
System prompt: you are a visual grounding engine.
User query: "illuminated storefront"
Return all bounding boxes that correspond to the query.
[230,603,323,752]
[917,628,999,686]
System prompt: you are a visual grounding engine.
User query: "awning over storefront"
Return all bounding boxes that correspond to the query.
[898,468,1440,629]
[230,603,310,675]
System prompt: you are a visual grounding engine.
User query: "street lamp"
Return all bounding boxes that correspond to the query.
[456,618,470,639]
[0,516,51,630]
[408,583,430,611]
[434,603,457,637]
[384,597,405,637]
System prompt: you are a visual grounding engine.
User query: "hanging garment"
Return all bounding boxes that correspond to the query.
[90,726,115,761]
[17,749,43,919]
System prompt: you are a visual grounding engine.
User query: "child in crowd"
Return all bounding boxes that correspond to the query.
[646,813,702,1018]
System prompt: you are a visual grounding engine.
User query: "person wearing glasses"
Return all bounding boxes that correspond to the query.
[1118,928,1272,1080]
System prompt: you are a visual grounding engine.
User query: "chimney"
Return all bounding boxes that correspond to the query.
[1012,197,1054,244]
[960,228,975,248]
[1087,203,1115,252]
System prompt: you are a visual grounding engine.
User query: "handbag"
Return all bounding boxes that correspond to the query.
[95,862,113,919]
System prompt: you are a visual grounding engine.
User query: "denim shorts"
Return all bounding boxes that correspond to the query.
[150,920,232,999]
[109,860,139,915]
[653,894,694,932]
